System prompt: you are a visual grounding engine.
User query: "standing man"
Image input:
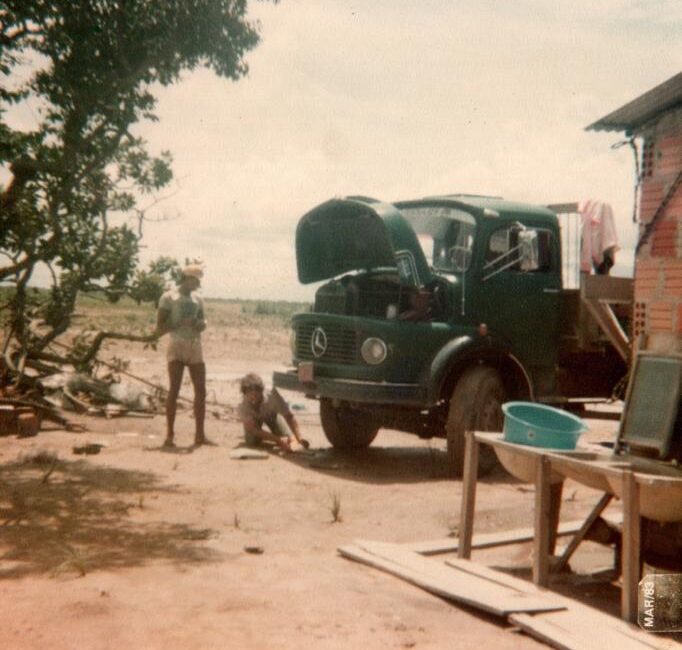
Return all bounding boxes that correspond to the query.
[155,264,210,448]
[237,373,309,451]
[579,199,618,275]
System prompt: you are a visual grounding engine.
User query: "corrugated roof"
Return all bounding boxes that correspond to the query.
[586,72,682,133]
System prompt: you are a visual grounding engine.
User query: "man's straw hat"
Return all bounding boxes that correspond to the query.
[182,264,204,279]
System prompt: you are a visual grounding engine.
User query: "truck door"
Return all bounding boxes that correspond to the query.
[476,223,562,385]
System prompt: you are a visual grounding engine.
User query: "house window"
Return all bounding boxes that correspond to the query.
[642,139,655,179]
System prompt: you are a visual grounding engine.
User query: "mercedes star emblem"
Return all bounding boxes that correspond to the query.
[311,327,328,358]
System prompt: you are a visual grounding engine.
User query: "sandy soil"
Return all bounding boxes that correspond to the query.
[0,324,630,649]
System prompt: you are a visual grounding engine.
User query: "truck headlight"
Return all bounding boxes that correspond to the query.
[361,337,387,365]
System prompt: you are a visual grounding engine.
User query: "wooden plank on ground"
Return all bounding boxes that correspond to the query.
[451,560,668,649]
[444,558,556,596]
[229,449,269,460]
[510,610,671,650]
[338,540,565,616]
[340,537,666,649]
[405,519,588,556]
[449,559,669,649]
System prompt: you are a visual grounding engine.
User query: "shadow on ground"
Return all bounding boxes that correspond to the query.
[0,453,221,579]
[241,442,522,486]
[499,565,623,618]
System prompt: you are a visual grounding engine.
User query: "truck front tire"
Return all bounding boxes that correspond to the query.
[320,399,380,450]
[446,366,505,476]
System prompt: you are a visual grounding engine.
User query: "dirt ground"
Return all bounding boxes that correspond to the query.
[0,323,633,649]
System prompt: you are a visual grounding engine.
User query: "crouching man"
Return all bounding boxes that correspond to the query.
[237,373,309,451]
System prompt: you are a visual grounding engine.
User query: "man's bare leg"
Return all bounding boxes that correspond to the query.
[165,360,184,446]
[188,362,209,445]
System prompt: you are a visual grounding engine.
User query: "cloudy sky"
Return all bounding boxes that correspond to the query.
[12,1,682,301]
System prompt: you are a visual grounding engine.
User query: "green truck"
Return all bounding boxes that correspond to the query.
[273,195,632,474]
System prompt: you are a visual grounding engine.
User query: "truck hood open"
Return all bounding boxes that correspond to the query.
[296,197,433,286]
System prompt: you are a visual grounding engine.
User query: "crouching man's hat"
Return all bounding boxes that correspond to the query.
[240,373,265,393]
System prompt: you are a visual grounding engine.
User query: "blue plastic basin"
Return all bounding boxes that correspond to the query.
[502,402,587,449]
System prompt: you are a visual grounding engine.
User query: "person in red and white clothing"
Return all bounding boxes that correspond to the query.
[579,199,618,275]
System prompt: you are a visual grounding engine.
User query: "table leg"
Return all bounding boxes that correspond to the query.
[621,470,641,623]
[458,430,479,559]
[548,480,564,555]
[533,455,552,587]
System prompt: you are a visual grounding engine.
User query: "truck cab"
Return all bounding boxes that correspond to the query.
[274,194,629,474]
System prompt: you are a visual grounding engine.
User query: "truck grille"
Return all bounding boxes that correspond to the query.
[295,322,359,364]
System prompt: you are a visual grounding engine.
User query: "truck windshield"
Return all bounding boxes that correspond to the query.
[399,205,476,273]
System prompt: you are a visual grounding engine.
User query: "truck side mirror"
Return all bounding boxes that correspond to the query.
[518,230,540,271]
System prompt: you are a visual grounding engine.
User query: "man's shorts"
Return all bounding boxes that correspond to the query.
[244,414,292,447]
[167,337,203,365]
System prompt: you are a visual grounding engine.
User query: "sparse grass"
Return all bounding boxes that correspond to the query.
[0,481,28,526]
[75,294,310,333]
[11,451,61,485]
[328,490,343,523]
[233,513,240,529]
[40,457,59,484]
[21,449,58,466]
[51,543,90,578]
[1,288,310,348]
[238,298,309,324]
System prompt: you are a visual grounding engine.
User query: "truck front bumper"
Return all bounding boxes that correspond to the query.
[273,370,427,407]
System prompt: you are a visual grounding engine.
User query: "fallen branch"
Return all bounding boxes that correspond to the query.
[48,338,179,397]
[51,339,235,412]
[78,331,157,368]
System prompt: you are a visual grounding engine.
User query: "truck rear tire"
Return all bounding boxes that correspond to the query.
[446,366,505,476]
[320,399,380,450]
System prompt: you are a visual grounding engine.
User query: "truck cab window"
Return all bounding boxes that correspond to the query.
[483,225,553,280]
[430,222,475,273]
[400,205,476,275]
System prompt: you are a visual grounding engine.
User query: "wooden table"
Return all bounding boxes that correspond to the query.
[458,431,645,622]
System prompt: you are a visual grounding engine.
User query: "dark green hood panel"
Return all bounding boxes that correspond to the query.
[296,198,433,286]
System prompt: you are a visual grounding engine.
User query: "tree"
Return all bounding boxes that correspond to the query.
[0,1,268,378]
